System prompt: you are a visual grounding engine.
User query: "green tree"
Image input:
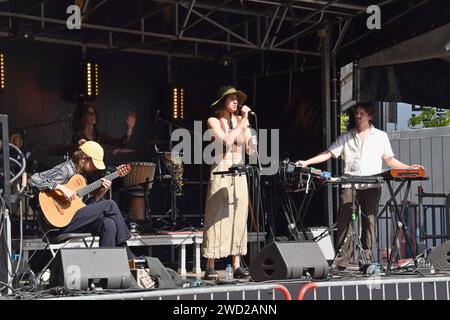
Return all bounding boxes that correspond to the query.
[408,107,450,128]
[340,113,350,133]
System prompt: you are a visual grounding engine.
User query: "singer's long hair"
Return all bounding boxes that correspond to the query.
[213,101,226,119]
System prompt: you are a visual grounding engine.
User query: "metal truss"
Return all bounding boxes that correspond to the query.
[0,0,367,59]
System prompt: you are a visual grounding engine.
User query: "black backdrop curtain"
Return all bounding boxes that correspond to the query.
[359,58,450,107]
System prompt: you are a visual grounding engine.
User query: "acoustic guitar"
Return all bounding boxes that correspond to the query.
[39,164,131,228]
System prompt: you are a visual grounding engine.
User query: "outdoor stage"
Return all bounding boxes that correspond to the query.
[5,229,450,301]
[1,0,450,305]
[13,231,267,277]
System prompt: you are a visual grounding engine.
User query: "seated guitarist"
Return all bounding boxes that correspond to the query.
[28,139,132,254]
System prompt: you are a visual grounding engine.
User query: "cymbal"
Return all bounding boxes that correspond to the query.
[112,148,136,154]
[44,144,77,156]
[101,144,135,152]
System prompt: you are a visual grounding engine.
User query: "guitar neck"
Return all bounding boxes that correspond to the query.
[77,171,119,197]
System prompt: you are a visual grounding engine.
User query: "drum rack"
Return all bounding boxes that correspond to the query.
[154,150,187,230]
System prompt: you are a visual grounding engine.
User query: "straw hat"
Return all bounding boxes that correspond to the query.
[210,85,247,107]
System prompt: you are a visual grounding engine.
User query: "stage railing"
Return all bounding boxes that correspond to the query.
[47,283,292,300]
[295,276,450,300]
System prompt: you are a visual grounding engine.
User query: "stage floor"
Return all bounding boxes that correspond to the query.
[35,269,450,300]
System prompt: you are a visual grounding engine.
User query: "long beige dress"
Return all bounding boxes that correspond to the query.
[202,159,249,259]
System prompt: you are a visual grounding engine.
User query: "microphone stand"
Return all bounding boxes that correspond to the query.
[249,113,264,253]
[16,116,72,131]
[16,115,72,159]
[155,110,195,134]
[153,144,174,228]
[154,111,198,230]
[154,111,178,229]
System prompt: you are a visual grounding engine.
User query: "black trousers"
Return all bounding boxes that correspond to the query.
[61,200,131,247]
[334,187,381,268]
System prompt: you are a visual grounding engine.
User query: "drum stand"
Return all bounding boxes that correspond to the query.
[165,179,179,228]
[143,179,153,230]
[140,178,154,231]
[126,177,155,233]
[154,150,183,230]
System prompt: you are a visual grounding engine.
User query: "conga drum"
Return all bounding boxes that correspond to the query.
[123,162,156,191]
[127,191,146,221]
[123,162,156,221]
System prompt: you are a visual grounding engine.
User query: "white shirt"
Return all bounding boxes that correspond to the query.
[328,125,394,189]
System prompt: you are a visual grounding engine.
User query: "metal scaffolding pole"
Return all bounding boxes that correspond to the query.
[331,32,340,241]
[319,21,334,233]
[0,114,12,295]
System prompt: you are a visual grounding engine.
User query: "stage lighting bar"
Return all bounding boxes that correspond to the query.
[82,61,99,100]
[86,62,92,96]
[180,88,184,119]
[95,64,99,96]
[0,53,5,90]
[172,87,178,119]
[172,86,184,120]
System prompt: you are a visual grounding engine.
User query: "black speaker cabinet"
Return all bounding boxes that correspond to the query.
[250,241,329,281]
[429,240,450,271]
[50,247,131,290]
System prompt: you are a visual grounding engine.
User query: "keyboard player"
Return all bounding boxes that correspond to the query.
[295,102,424,271]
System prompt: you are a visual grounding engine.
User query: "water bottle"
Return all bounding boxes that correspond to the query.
[225,264,234,281]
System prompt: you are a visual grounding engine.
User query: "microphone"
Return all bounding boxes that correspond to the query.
[238,105,256,116]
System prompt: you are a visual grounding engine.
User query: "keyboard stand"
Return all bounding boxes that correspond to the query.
[377,178,427,271]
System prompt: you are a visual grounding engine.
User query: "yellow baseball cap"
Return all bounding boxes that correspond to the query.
[79,140,106,170]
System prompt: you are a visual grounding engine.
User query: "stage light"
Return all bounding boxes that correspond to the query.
[0,53,5,91]
[81,61,99,100]
[172,87,178,119]
[95,64,99,96]
[10,21,34,40]
[171,86,184,120]
[86,63,92,96]
[180,88,184,119]
[444,40,450,51]
[216,52,233,67]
